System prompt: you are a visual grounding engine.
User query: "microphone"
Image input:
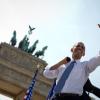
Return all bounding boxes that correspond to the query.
[66,57,71,62]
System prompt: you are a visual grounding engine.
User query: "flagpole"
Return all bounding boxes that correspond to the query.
[46,79,56,100]
[23,64,40,100]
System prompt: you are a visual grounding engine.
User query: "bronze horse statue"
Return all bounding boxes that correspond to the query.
[34,46,48,58]
[10,30,17,46]
[28,40,39,54]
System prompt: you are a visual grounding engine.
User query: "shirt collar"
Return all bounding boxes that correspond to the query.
[72,59,80,63]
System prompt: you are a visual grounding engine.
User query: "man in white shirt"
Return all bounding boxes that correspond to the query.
[43,42,100,100]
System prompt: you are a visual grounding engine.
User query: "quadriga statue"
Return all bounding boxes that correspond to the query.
[34,46,48,58]
[10,30,17,46]
[28,40,39,54]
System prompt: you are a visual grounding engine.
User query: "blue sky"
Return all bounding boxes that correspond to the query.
[0,0,100,99]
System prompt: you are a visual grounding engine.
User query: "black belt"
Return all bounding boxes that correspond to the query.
[56,93,80,97]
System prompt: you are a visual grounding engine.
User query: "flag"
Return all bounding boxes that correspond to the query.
[98,24,100,28]
[23,69,38,100]
[46,79,56,100]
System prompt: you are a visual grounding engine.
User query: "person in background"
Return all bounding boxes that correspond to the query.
[81,78,100,100]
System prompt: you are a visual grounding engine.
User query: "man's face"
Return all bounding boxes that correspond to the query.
[71,42,85,60]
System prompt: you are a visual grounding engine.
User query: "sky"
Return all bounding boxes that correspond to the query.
[0,0,100,99]
[0,94,13,100]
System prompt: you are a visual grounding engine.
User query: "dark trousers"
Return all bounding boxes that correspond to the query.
[51,93,81,100]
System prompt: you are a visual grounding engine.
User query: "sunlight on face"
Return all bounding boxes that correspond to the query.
[0,94,13,100]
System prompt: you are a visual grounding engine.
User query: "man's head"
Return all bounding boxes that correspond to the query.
[71,42,85,60]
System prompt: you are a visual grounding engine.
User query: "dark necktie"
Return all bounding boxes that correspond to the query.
[54,61,76,93]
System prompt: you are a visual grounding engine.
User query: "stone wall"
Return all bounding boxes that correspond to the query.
[0,42,52,100]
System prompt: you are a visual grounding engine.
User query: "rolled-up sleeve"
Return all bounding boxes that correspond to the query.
[86,55,100,73]
[43,67,59,79]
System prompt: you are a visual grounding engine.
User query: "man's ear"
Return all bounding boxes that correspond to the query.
[71,48,73,52]
[82,51,85,56]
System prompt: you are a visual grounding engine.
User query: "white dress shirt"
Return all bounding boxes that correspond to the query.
[43,56,100,95]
